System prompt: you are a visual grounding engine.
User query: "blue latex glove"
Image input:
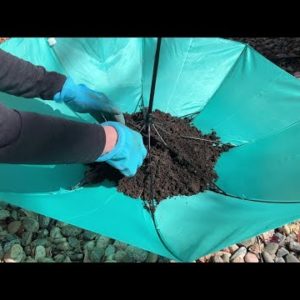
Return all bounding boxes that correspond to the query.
[97,121,147,177]
[54,77,125,124]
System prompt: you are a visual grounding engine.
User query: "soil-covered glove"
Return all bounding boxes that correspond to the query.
[97,121,147,177]
[54,77,125,124]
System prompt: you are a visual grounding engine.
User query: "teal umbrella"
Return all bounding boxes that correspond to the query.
[1,37,300,261]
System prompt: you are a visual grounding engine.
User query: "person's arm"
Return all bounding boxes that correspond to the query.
[0,49,146,175]
[0,49,66,99]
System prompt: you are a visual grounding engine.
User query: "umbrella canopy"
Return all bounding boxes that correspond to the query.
[1,38,300,261]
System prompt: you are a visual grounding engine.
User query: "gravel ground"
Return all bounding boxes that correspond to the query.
[1,37,300,263]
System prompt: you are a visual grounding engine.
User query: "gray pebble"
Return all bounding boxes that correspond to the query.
[146,253,159,263]
[239,237,256,248]
[61,225,82,237]
[52,237,67,245]
[64,256,72,263]
[90,248,104,262]
[105,245,116,257]
[114,250,132,262]
[82,230,98,240]
[285,253,300,263]
[54,254,65,262]
[10,210,18,221]
[277,247,289,257]
[84,241,95,251]
[213,256,224,263]
[32,238,50,247]
[221,253,231,263]
[275,257,285,263]
[113,240,128,250]
[230,247,247,261]
[5,244,24,262]
[262,251,274,263]
[68,237,81,249]
[0,209,10,221]
[3,239,21,253]
[35,245,46,260]
[274,232,286,245]
[288,241,300,253]
[56,242,69,251]
[7,221,21,234]
[38,215,51,229]
[22,217,39,232]
[21,232,33,247]
[24,246,32,256]
[0,245,3,260]
[126,246,148,262]
[96,236,110,249]
[50,227,63,239]
[264,242,279,256]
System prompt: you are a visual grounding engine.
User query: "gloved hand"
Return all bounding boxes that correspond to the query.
[97,121,147,177]
[54,77,125,124]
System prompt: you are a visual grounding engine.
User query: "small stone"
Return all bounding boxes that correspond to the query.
[56,221,68,228]
[56,242,69,251]
[52,237,67,245]
[0,245,4,260]
[84,241,95,251]
[288,241,300,253]
[35,245,46,260]
[245,252,259,263]
[32,238,49,247]
[83,249,90,262]
[24,246,32,255]
[239,237,256,248]
[126,246,148,262]
[7,221,21,234]
[22,217,39,232]
[82,230,98,240]
[262,251,274,263]
[285,254,300,263]
[282,225,291,235]
[0,209,10,221]
[114,250,132,262]
[230,247,247,261]
[221,253,231,263]
[68,237,80,249]
[50,227,62,239]
[10,210,18,220]
[232,256,244,263]
[61,225,82,237]
[113,240,128,250]
[277,247,289,257]
[3,240,21,253]
[264,242,279,256]
[38,229,49,238]
[38,215,50,229]
[4,244,24,262]
[275,257,285,263]
[90,248,104,262]
[54,254,65,262]
[96,236,111,249]
[294,71,300,78]
[212,256,223,263]
[105,245,116,257]
[273,232,286,245]
[229,244,239,253]
[146,253,158,263]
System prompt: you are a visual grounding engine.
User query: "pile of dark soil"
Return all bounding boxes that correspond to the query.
[81,110,233,204]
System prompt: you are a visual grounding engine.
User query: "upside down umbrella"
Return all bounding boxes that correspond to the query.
[1,37,300,261]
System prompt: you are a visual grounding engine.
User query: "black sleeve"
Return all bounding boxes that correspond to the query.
[0,103,106,164]
[0,49,66,99]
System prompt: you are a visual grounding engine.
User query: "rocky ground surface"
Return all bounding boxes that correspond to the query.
[1,37,300,263]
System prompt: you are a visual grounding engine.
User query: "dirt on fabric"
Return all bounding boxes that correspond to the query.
[81,110,233,204]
